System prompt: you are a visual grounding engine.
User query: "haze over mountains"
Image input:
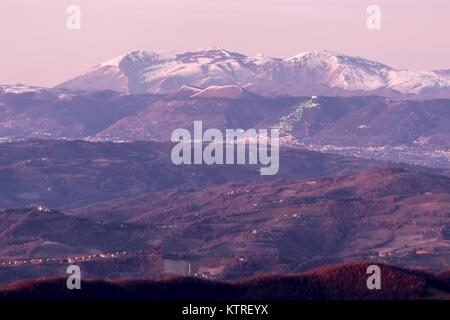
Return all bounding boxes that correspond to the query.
[1,88,448,169]
[1,47,449,296]
[1,48,449,169]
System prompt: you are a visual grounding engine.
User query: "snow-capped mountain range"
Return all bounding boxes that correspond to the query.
[55,48,450,97]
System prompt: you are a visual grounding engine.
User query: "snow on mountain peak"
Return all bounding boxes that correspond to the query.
[262,50,396,91]
[99,54,126,68]
[285,50,390,70]
[190,85,251,99]
[110,48,280,94]
[56,48,450,96]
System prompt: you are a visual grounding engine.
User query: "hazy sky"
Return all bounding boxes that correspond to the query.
[1,0,449,87]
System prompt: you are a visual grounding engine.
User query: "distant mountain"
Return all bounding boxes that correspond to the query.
[0,89,162,139]
[1,90,449,168]
[190,85,258,99]
[267,96,450,149]
[0,84,63,94]
[251,50,392,93]
[55,60,128,93]
[55,48,450,97]
[97,94,450,151]
[95,88,289,141]
[252,50,450,96]
[57,48,280,94]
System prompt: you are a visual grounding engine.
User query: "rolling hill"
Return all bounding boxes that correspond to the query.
[68,167,450,273]
[0,139,396,209]
[1,262,448,300]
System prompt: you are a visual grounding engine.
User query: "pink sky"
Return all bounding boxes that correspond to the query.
[1,0,449,87]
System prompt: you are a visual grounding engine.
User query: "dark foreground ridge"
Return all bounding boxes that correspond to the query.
[1,262,449,300]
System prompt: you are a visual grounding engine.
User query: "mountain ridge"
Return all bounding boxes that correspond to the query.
[1,262,448,300]
[55,48,450,97]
